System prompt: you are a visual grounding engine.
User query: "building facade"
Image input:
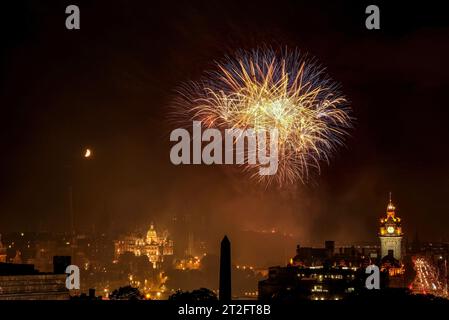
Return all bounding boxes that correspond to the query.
[0,263,69,300]
[379,194,403,261]
[0,274,69,300]
[258,265,363,301]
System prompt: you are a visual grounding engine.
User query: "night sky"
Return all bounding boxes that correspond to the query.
[1,0,449,246]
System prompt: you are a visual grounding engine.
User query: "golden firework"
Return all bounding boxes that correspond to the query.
[172,48,353,186]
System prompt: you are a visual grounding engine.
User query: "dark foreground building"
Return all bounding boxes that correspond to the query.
[0,261,69,300]
[258,265,365,301]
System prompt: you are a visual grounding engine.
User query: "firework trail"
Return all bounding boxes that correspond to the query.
[171,47,353,186]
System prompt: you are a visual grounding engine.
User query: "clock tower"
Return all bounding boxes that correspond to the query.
[379,193,403,261]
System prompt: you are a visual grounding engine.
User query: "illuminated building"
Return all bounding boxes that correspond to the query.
[378,194,406,287]
[0,235,6,263]
[114,224,174,268]
[379,194,403,261]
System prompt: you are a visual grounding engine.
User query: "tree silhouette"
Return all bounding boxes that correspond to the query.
[109,285,144,300]
[168,288,217,302]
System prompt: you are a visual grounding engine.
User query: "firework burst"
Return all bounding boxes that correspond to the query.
[171,48,353,186]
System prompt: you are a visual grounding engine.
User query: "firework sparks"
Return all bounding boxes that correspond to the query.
[172,48,353,186]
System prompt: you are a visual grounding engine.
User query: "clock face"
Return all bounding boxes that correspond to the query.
[387,226,395,234]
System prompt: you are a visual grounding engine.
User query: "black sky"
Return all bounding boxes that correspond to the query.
[1,0,449,245]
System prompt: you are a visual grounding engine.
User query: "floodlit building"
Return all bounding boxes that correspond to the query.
[378,194,406,288]
[114,224,174,268]
[379,194,403,261]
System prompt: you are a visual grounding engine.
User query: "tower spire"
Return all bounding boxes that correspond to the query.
[387,192,395,211]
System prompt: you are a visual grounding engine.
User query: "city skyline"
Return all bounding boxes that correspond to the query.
[0,194,448,301]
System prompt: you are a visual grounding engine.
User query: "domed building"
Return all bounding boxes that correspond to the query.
[146,224,158,244]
